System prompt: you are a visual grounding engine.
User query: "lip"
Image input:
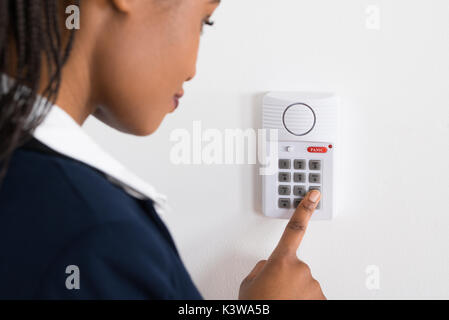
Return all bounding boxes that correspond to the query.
[172,91,184,110]
[173,96,180,110]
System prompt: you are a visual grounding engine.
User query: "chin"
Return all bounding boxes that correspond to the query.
[127,118,166,137]
[131,126,158,137]
[94,108,166,137]
[113,121,162,137]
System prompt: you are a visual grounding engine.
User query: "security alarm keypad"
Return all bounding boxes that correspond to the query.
[262,92,339,220]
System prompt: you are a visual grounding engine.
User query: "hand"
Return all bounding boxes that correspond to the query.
[239,190,326,300]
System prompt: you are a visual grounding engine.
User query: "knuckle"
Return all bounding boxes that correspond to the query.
[273,255,290,269]
[271,248,289,260]
[299,200,315,213]
[241,275,252,285]
[299,262,312,275]
[312,279,324,295]
[287,219,307,232]
[257,259,267,266]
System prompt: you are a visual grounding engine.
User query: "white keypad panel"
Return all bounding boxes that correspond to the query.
[262,140,335,220]
[261,92,339,220]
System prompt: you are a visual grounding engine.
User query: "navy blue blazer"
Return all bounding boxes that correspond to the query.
[0,139,203,299]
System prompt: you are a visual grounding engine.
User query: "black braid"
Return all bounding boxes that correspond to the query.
[0,0,80,182]
[44,0,62,100]
[0,1,9,66]
[15,0,26,77]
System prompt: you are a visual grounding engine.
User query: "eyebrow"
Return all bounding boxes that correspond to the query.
[209,0,221,4]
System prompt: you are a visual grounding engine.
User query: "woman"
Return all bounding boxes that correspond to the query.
[0,0,325,299]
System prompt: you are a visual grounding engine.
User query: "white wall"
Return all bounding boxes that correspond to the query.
[84,0,449,299]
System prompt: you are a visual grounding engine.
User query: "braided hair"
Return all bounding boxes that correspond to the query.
[0,0,79,181]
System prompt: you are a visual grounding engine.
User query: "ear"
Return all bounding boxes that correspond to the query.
[109,0,135,13]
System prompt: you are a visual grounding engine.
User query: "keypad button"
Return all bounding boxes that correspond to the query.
[278,198,291,209]
[293,172,306,183]
[294,198,303,208]
[278,185,291,196]
[293,186,307,197]
[309,173,321,183]
[294,159,306,170]
[278,172,291,182]
[278,159,291,169]
[309,160,321,170]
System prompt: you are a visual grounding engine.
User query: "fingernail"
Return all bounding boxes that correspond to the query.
[308,190,321,203]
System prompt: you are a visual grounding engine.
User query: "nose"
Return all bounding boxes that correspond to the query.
[186,65,197,82]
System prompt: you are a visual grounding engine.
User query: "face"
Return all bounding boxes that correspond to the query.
[90,0,220,135]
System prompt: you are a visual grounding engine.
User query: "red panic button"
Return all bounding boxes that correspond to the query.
[308,146,328,153]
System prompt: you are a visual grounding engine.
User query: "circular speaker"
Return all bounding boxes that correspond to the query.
[282,103,316,136]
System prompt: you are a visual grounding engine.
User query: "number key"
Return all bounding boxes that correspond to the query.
[278,159,291,169]
[309,173,321,183]
[294,159,306,170]
[293,186,307,197]
[278,172,291,182]
[278,185,291,195]
[309,160,321,170]
[278,198,291,209]
[294,172,306,183]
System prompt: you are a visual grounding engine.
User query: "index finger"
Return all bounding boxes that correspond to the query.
[270,190,321,258]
